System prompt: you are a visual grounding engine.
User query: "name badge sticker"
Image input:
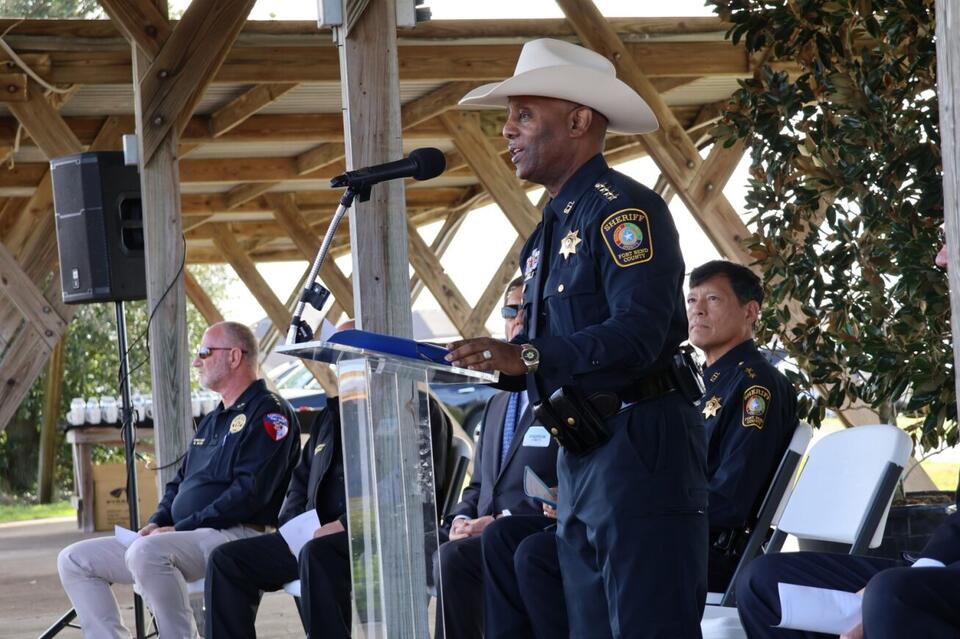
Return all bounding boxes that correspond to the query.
[522,426,551,447]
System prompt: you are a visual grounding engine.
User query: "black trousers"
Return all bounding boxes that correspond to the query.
[736,551,960,639]
[433,534,484,639]
[481,515,563,639]
[205,530,351,639]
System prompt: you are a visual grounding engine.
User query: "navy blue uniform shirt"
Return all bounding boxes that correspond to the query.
[701,339,797,531]
[150,379,301,531]
[512,153,688,396]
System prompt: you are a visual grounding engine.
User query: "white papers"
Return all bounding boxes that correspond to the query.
[114,525,139,548]
[776,582,862,635]
[278,510,321,558]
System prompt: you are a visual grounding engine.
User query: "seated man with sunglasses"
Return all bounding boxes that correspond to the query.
[434,276,560,639]
[57,321,301,639]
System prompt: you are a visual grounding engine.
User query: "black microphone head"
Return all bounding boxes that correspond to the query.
[409,147,446,181]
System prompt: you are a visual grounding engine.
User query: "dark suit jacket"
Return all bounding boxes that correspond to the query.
[278,402,346,530]
[450,391,559,520]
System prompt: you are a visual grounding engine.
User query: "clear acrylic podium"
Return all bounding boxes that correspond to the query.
[277,339,496,639]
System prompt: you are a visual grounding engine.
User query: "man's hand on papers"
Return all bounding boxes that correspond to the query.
[138,523,158,536]
[449,515,495,540]
[839,589,865,639]
[313,520,345,539]
[149,526,175,535]
[446,338,525,375]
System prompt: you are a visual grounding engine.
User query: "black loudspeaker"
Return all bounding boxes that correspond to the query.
[51,151,146,304]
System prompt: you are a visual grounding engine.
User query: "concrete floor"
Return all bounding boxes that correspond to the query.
[0,518,304,638]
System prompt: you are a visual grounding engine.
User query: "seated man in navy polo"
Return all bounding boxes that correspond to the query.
[687,260,798,591]
[434,276,560,639]
[58,321,301,639]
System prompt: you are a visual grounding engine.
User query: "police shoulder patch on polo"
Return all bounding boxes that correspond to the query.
[600,208,653,268]
[742,385,771,429]
[262,413,290,441]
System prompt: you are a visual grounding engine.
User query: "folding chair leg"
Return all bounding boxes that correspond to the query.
[38,609,78,639]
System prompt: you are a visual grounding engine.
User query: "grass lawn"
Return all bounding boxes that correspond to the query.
[0,500,74,524]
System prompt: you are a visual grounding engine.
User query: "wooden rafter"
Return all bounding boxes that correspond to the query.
[210,82,298,138]
[555,0,753,264]
[267,192,354,312]
[0,240,66,349]
[0,110,124,432]
[211,228,337,394]
[24,41,767,86]
[464,236,525,335]
[440,111,539,237]
[134,0,257,164]
[184,268,225,326]
[407,219,489,338]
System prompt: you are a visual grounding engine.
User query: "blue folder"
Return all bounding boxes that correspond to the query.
[326,329,450,365]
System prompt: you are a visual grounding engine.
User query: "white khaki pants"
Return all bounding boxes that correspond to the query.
[57,526,260,639]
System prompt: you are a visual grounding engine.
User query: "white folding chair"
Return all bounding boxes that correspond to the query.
[701,423,913,639]
[705,421,815,607]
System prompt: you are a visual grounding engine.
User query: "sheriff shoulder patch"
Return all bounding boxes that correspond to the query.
[262,413,290,441]
[600,208,653,268]
[742,385,771,429]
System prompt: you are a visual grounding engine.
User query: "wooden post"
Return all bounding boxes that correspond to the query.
[37,337,65,503]
[337,0,412,336]
[938,0,960,462]
[116,0,256,487]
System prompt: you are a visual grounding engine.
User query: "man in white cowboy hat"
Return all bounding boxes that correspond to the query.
[447,39,709,638]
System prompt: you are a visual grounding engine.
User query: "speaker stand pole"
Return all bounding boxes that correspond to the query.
[115,300,147,639]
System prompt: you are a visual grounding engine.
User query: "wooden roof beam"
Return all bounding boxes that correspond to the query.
[556,0,753,264]
[35,41,760,85]
[440,110,538,237]
[211,227,337,394]
[267,192,354,312]
[407,219,489,338]
[209,82,299,138]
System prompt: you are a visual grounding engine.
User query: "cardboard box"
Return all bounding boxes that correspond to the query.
[92,463,160,532]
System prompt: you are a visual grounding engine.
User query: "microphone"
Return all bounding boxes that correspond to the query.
[330,147,446,189]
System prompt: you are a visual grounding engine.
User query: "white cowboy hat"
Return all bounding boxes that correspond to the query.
[458,38,658,135]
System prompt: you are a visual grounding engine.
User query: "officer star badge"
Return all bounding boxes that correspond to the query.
[702,395,722,419]
[559,229,582,260]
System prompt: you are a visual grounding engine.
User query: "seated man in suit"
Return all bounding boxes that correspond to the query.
[737,243,959,639]
[434,276,560,639]
[58,321,301,639]
[481,261,798,639]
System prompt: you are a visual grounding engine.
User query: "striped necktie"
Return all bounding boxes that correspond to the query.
[500,392,520,468]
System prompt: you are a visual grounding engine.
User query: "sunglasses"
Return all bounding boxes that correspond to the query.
[501,304,521,319]
[196,346,246,359]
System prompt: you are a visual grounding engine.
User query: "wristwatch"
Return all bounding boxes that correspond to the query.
[520,343,540,373]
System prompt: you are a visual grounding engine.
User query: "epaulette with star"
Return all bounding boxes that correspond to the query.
[594,182,619,201]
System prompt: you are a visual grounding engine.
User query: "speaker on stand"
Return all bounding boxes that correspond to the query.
[44,151,149,639]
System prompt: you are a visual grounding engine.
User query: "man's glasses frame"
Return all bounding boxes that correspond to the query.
[196,346,247,359]
[501,304,521,319]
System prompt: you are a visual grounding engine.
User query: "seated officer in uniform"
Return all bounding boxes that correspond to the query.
[736,243,960,639]
[57,321,300,639]
[205,401,350,639]
[479,260,798,638]
[434,276,560,639]
[687,260,798,591]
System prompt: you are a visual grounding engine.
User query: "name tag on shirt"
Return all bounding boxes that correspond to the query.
[522,426,551,447]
